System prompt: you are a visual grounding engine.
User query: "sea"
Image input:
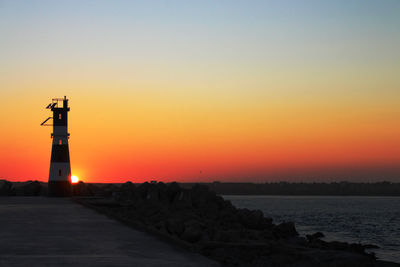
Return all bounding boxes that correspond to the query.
[223,195,400,263]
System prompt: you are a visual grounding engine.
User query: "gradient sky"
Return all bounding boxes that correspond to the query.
[1,0,399,183]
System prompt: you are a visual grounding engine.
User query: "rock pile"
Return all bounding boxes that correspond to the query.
[0,180,14,196]
[73,182,390,267]
[0,180,46,196]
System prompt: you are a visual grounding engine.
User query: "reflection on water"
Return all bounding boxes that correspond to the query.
[223,195,400,263]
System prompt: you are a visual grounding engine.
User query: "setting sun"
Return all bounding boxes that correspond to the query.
[71,175,79,183]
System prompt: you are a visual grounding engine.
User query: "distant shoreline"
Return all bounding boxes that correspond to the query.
[2,180,400,196]
[181,182,400,197]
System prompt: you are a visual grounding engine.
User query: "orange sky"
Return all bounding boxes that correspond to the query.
[1,90,399,183]
[1,1,399,183]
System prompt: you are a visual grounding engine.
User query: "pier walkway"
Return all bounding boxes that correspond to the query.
[0,197,217,267]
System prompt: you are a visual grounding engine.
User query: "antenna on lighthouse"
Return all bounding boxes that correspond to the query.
[42,96,72,197]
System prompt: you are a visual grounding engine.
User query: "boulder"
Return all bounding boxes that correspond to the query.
[166,219,185,236]
[21,181,43,196]
[306,231,325,242]
[0,180,14,196]
[237,208,265,229]
[157,182,169,202]
[218,208,239,224]
[73,182,106,196]
[172,189,193,208]
[217,230,242,242]
[73,181,92,196]
[115,181,136,200]
[145,184,160,201]
[181,220,203,243]
[136,182,150,199]
[287,236,308,246]
[166,182,181,202]
[191,184,211,208]
[102,184,119,197]
[273,222,298,239]
[200,201,219,219]
[263,217,273,229]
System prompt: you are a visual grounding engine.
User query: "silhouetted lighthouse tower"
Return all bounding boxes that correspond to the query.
[41,96,72,196]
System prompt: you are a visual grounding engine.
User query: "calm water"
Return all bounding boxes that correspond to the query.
[223,195,400,263]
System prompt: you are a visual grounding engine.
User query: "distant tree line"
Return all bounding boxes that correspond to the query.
[180,181,400,196]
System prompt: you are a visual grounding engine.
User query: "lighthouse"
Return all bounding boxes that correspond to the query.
[41,96,72,197]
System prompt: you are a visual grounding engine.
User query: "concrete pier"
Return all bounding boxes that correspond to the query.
[0,197,218,267]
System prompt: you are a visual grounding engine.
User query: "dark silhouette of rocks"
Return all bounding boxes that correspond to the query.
[306,231,324,242]
[0,180,47,196]
[19,181,45,196]
[72,181,398,267]
[0,180,14,196]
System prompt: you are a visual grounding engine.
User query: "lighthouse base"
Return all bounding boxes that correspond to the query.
[48,181,72,197]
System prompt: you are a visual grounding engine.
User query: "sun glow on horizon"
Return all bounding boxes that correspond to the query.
[71,175,79,183]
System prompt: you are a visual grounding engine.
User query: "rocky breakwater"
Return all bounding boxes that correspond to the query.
[0,180,47,196]
[73,182,398,267]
